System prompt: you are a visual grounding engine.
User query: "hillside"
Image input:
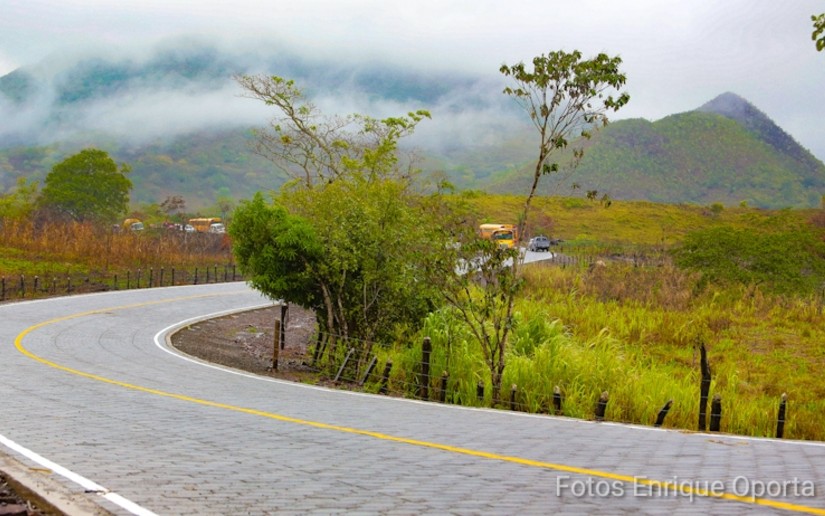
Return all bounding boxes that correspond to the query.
[490,93,825,208]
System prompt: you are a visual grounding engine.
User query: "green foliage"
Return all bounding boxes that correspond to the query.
[0,177,39,220]
[673,223,825,294]
[39,148,132,224]
[232,75,448,344]
[230,193,323,310]
[813,13,825,52]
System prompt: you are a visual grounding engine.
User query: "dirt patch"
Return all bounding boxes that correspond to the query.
[170,304,320,382]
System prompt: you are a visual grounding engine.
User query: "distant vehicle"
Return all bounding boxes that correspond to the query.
[479,223,518,249]
[208,222,226,234]
[122,218,144,232]
[184,224,195,233]
[528,236,551,252]
[188,217,223,233]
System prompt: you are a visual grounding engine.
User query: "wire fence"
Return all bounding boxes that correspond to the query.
[0,263,239,302]
[304,331,789,440]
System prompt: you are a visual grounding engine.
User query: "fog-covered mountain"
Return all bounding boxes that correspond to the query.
[2,41,823,209]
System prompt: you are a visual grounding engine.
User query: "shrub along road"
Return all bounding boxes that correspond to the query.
[1,283,824,514]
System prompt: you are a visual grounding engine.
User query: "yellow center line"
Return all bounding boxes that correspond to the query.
[12,293,825,515]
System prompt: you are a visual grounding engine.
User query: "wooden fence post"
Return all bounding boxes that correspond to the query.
[19,275,24,298]
[553,386,564,415]
[698,342,711,431]
[149,268,154,288]
[776,393,787,439]
[171,268,175,286]
[509,384,517,411]
[595,391,609,421]
[334,348,355,383]
[194,268,198,285]
[476,381,484,403]
[272,319,281,371]
[160,268,164,287]
[439,372,449,403]
[113,274,118,290]
[378,361,393,394]
[655,400,673,427]
[358,355,378,386]
[1,277,4,301]
[709,394,722,432]
[419,337,431,400]
[137,268,141,289]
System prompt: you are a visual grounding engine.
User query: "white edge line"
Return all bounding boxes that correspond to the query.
[154,304,825,449]
[0,433,158,516]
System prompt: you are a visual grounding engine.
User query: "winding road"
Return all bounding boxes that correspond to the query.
[2,283,825,514]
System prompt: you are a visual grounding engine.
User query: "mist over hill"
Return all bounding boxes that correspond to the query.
[1,41,823,209]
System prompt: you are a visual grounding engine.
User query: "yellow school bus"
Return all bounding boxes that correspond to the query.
[479,223,518,249]
[188,217,224,233]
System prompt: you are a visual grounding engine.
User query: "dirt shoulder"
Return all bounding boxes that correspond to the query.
[169,304,319,382]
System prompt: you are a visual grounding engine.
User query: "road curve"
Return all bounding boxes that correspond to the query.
[1,283,825,515]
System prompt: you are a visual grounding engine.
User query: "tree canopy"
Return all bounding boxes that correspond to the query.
[232,75,445,348]
[39,148,132,223]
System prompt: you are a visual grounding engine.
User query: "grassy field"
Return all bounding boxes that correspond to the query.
[374,194,825,441]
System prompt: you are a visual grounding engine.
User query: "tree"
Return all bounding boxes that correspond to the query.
[433,51,629,406]
[0,177,39,221]
[232,75,444,356]
[160,195,186,222]
[813,14,825,52]
[500,50,629,236]
[39,149,132,224]
[236,74,429,188]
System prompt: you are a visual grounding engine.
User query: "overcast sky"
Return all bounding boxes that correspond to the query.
[2,0,825,160]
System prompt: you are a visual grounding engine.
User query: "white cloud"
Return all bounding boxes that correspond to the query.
[2,0,824,160]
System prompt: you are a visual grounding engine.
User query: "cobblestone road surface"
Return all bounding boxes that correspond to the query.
[1,283,824,515]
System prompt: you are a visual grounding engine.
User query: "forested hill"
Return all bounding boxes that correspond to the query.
[490,93,825,208]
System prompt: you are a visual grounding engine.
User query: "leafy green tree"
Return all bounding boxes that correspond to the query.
[39,149,132,223]
[0,177,39,221]
[232,75,445,354]
[813,13,825,52]
[433,51,629,405]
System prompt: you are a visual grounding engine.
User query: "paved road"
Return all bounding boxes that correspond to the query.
[2,283,825,515]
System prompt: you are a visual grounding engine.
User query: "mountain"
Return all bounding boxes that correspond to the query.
[2,43,824,209]
[489,93,825,208]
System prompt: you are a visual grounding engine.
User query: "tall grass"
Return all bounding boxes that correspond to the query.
[384,259,825,441]
[0,219,232,276]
